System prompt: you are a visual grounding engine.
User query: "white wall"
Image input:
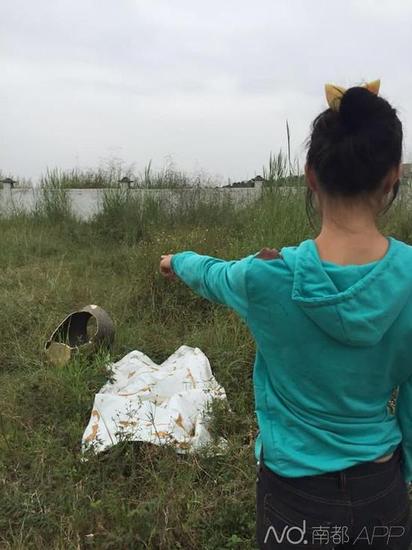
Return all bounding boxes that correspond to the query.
[0,183,266,220]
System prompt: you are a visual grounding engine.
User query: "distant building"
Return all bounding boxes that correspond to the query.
[223,175,266,188]
[0,177,17,188]
[118,176,134,189]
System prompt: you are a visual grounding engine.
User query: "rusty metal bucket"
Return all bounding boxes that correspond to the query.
[45,305,115,366]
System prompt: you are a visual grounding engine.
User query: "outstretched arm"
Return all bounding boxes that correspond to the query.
[159,247,282,320]
[160,251,255,321]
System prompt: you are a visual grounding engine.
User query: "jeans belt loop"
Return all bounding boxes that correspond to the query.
[339,471,346,491]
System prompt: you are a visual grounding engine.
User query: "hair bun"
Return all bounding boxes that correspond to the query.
[339,86,380,132]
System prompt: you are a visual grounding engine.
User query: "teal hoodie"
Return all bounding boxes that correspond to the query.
[171,235,412,483]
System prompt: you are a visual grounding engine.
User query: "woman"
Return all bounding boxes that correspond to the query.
[159,81,412,549]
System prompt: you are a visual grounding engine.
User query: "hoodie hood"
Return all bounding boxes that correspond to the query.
[280,236,412,347]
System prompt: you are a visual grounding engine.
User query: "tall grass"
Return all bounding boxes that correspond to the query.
[39,166,123,189]
[38,159,207,190]
[33,177,74,225]
[37,157,221,190]
[91,187,161,244]
[92,185,243,245]
[262,150,304,187]
[141,159,194,189]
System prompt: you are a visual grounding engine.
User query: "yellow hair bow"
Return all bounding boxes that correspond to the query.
[325,79,381,111]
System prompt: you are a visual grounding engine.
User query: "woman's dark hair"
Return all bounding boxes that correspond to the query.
[305,86,403,227]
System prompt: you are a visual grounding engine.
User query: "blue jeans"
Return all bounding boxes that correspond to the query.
[256,443,412,549]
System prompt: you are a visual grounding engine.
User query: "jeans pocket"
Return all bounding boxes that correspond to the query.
[361,476,412,550]
[261,492,341,549]
[374,498,412,545]
[376,470,411,525]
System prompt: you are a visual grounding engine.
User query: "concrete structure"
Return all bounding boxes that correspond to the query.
[118,176,134,190]
[223,175,265,189]
[0,185,267,220]
[0,178,17,190]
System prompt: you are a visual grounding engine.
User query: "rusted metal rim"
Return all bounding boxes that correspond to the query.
[45,305,115,366]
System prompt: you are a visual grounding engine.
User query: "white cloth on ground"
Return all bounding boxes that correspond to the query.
[81,345,228,454]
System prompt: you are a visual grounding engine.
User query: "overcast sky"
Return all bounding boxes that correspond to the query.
[1,0,411,184]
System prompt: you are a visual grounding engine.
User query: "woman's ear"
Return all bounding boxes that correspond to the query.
[383,165,401,194]
[305,164,318,193]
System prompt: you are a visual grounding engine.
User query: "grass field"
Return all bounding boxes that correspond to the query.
[1,182,412,549]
